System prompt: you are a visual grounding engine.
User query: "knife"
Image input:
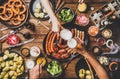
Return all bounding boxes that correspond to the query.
[0,27,23,41]
[8,38,35,48]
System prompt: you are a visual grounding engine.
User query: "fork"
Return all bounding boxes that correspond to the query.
[64,53,80,70]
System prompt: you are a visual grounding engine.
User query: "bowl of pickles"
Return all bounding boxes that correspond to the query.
[46,60,63,77]
[58,7,75,23]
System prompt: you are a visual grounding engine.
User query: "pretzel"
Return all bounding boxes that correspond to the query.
[0,6,5,14]
[10,18,21,26]
[0,8,13,21]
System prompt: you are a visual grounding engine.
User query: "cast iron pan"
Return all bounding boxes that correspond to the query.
[43,23,90,62]
[0,0,29,29]
[75,57,98,79]
[29,0,55,20]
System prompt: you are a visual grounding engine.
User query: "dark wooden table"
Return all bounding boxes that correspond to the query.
[0,0,120,79]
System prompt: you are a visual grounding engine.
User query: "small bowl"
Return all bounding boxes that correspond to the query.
[76,14,89,27]
[36,57,47,67]
[46,60,63,77]
[88,26,99,36]
[58,7,75,23]
[109,61,118,71]
[97,37,106,46]
[21,48,30,57]
[92,46,102,55]
[101,29,112,39]
[106,39,113,49]
[77,3,87,12]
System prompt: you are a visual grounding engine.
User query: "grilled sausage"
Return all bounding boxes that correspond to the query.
[46,31,52,55]
[50,33,57,52]
[52,52,61,59]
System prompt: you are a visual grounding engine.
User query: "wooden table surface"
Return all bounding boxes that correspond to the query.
[0,0,120,79]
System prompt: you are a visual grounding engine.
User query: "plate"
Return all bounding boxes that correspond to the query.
[75,57,97,79]
[29,0,55,20]
[43,23,89,62]
[0,0,29,29]
[0,50,25,79]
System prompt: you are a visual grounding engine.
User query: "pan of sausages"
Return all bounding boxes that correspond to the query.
[43,23,89,61]
[0,0,28,29]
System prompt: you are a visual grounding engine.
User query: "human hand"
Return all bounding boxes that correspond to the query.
[29,64,42,79]
[74,37,87,55]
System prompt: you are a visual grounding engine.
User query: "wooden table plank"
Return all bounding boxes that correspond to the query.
[1,0,120,78]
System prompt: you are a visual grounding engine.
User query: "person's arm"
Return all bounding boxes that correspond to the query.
[78,50,109,79]
[75,37,109,79]
[41,0,60,32]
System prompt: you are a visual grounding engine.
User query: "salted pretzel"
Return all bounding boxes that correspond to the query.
[0,6,5,14]
[10,18,21,26]
[0,8,13,21]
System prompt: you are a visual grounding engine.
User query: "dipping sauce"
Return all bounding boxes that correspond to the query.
[21,48,30,57]
[77,14,89,26]
[98,56,109,66]
[101,29,112,39]
[77,3,87,12]
[97,38,106,46]
[88,26,99,36]
[67,38,77,48]
[60,29,73,40]
[36,57,47,67]
[30,46,40,58]
[26,59,35,69]
[92,46,102,55]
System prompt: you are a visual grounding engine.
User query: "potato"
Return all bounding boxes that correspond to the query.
[14,54,18,57]
[34,13,40,18]
[79,74,85,79]
[13,57,18,61]
[14,72,17,76]
[86,75,92,79]
[10,66,16,71]
[1,62,5,68]
[10,53,16,57]
[8,71,14,77]
[9,61,14,66]
[79,69,86,74]
[3,67,9,72]
[20,65,24,72]
[0,57,3,61]
[43,9,47,13]
[18,56,23,61]
[11,76,17,79]
[4,73,9,78]
[1,72,7,77]
[5,61,9,67]
[16,68,21,73]
[34,8,40,13]
[86,70,91,75]
[3,77,8,79]
[17,61,23,65]
[0,74,3,79]
[39,13,44,18]
[3,55,8,60]
[4,50,9,55]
